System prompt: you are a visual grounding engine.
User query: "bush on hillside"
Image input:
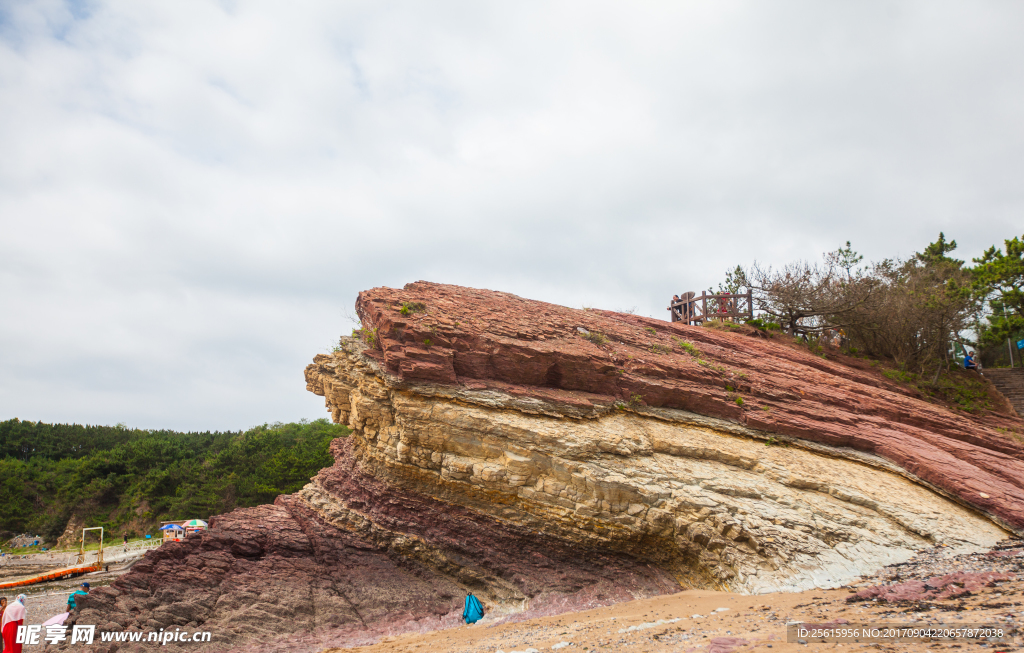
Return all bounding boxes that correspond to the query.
[726,233,1011,374]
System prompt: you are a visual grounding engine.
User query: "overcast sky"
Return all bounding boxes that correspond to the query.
[1,1,1022,431]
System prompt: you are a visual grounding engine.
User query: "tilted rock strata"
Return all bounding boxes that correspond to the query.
[72,440,676,653]
[71,282,1024,651]
[72,499,468,653]
[305,339,1006,597]
[350,281,1024,532]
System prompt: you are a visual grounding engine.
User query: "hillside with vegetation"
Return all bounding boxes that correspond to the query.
[715,233,1024,376]
[0,418,350,543]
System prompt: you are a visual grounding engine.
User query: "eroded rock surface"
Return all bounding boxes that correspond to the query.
[73,282,1024,652]
[305,336,1007,597]
[71,437,677,653]
[349,282,1024,533]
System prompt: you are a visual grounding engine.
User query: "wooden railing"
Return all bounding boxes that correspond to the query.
[669,290,754,325]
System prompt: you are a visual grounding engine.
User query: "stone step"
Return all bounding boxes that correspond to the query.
[986,368,1024,417]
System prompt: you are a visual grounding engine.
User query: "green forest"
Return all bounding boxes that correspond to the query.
[0,418,349,543]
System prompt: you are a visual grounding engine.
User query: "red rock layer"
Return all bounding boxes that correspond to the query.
[846,571,1014,602]
[355,282,1024,532]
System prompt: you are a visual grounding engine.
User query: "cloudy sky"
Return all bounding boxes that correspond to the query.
[1,1,1022,431]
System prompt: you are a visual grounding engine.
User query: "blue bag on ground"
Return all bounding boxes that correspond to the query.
[463,593,484,624]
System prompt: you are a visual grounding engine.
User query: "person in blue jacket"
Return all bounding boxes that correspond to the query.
[463,593,484,624]
[964,351,983,375]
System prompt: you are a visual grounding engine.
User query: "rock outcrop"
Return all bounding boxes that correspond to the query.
[73,282,1024,652]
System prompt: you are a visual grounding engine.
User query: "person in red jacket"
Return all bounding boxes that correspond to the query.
[1,594,26,653]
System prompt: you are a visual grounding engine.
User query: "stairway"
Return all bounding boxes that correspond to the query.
[987,368,1024,418]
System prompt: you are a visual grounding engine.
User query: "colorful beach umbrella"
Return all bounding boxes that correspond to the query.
[180,519,208,528]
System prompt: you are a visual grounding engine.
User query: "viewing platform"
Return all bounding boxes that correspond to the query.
[668,289,754,325]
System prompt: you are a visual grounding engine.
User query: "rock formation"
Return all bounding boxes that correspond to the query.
[72,282,1024,652]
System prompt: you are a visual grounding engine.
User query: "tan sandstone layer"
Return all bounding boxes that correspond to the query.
[305,336,1006,597]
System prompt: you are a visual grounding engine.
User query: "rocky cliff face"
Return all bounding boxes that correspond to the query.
[74,282,1024,653]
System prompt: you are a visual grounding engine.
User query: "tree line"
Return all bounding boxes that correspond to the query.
[0,418,349,543]
[719,233,1023,373]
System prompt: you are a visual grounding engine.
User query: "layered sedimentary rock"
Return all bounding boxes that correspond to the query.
[74,282,1024,652]
[74,466,675,653]
[347,282,1024,534]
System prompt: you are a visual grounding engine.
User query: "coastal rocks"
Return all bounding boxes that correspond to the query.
[72,282,1024,651]
[71,500,472,652]
[845,537,1024,603]
[847,571,1015,602]
[304,336,1007,597]
[55,514,85,549]
[71,445,677,653]
[347,282,1024,533]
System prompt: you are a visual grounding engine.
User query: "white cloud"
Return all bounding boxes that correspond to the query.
[1,0,1022,429]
